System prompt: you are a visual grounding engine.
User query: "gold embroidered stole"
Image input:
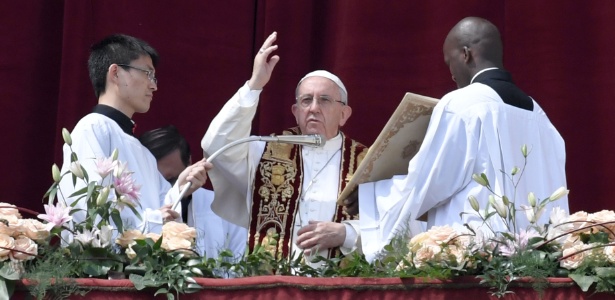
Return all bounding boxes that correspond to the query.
[248,127,367,259]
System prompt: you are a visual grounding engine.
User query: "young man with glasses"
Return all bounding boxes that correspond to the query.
[59,34,211,234]
[201,32,368,266]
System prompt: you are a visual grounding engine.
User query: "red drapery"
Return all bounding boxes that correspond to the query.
[12,276,615,300]
[1,1,613,215]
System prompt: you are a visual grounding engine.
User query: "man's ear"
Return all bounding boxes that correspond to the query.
[291,103,300,123]
[463,46,471,63]
[339,105,352,127]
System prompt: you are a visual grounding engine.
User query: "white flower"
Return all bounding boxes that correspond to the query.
[92,225,114,248]
[69,161,85,179]
[74,229,95,246]
[549,207,568,226]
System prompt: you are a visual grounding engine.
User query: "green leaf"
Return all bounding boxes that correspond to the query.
[569,273,596,292]
[129,273,146,290]
[111,209,123,233]
[0,264,20,281]
[596,267,615,278]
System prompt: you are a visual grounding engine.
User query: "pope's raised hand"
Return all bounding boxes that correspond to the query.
[248,32,280,90]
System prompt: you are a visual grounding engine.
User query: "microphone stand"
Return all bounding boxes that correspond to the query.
[171,134,323,211]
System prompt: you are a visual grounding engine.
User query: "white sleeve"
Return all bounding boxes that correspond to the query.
[200,82,263,228]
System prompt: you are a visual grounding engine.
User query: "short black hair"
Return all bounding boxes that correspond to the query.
[88,34,159,99]
[139,125,190,167]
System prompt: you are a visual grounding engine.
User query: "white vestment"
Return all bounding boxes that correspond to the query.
[187,187,247,259]
[359,82,568,262]
[59,113,181,234]
[201,83,358,261]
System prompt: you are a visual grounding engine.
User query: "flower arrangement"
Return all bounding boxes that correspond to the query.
[379,144,615,297]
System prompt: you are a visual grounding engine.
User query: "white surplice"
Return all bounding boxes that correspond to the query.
[359,82,568,262]
[201,82,358,261]
[59,113,181,234]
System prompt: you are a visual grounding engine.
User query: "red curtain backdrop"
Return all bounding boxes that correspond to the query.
[1,1,613,216]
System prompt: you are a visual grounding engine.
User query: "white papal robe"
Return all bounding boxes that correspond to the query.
[359,81,568,262]
[201,82,358,261]
[59,112,181,234]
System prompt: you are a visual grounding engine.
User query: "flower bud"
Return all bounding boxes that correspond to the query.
[111,149,119,161]
[549,187,569,201]
[521,144,528,157]
[468,195,480,212]
[502,195,510,206]
[62,128,72,146]
[52,164,61,183]
[511,167,520,176]
[69,161,85,179]
[97,187,110,206]
[472,173,489,187]
[528,192,537,207]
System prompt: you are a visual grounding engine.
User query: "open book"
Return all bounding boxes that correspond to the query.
[338,92,438,203]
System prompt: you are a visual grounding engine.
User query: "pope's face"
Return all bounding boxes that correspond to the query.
[291,77,351,140]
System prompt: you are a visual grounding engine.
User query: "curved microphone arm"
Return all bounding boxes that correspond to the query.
[171,134,324,210]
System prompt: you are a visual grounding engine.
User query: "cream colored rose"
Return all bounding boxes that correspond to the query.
[566,211,589,232]
[560,243,590,270]
[0,222,15,237]
[126,243,137,260]
[427,225,457,244]
[605,245,615,263]
[0,203,22,219]
[116,229,145,248]
[144,232,161,242]
[448,245,467,267]
[413,245,439,268]
[588,210,615,234]
[162,221,196,241]
[20,219,50,242]
[10,236,37,261]
[161,236,194,256]
[408,232,431,252]
[562,234,582,250]
[0,233,15,261]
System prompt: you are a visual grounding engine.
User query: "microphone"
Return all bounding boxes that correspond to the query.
[171,134,324,210]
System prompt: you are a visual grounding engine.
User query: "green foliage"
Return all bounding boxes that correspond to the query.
[126,237,203,299]
[21,247,87,300]
[568,250,615,294]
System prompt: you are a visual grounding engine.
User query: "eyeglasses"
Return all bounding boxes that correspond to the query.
[296,95,345,108]
[117,64,157,85]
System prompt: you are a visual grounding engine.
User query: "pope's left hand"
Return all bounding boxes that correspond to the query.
[296,221,346,255]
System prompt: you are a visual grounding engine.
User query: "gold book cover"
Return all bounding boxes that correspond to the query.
[338,92,438,204]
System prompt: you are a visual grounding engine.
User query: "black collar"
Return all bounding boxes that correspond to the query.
[92,105,135,135]
[472,69,534,111]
